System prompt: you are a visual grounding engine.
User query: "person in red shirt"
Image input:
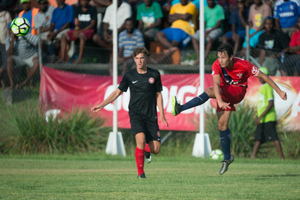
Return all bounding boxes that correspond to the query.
[171,43,287,175]
[279,16,300,76]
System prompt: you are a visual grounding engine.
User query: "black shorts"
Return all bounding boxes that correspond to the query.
[129,113,161,143]
[254,121,279,143]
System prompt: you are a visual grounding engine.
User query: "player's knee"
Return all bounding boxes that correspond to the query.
[218,122,228,130]
[152,146,160,154]
[205,87,214,97]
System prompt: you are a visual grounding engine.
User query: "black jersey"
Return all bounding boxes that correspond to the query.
[118,67,162,119]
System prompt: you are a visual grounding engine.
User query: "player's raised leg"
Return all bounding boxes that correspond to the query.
[144,143,152,164]
[171,87,215,116]
[218,111,234,175]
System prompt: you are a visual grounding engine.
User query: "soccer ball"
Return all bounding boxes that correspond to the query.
[11,17,31,37]
[209,149,223,160]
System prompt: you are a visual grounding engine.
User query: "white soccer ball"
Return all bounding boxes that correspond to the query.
[11,17,31,37]
[209,149,223,160]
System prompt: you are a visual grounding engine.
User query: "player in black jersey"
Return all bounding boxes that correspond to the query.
[91,47,168,178]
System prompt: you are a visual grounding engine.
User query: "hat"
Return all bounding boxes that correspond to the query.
[259,67,269,75]
[20,0,30,4]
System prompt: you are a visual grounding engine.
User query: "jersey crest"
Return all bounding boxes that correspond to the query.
[149,77,154,84]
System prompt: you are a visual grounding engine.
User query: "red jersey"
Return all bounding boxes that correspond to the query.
[212,57,259,87]
[289,30,300,54]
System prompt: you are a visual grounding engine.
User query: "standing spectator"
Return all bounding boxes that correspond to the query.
[136,0,163,49]
[192,0,224,64]
[18,0,39,35]
[118,18,144,75]
[274,0,300,38]
[91,47,168,179]
[47,0,74,63]
[250,67,285,160]
[6,29,39,89]
[33,0,54,42]
[240,0,272,56]
[256,17,289,75]
[156,0,198,53]
[89,0,112,8]
[92,0,131,50]
[279,16,300,76]
[222,0,249,56]
[60,0,97,64]
[0,5,11,89]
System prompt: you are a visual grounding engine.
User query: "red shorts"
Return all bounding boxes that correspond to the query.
[217,85,246,112]
[66,29,95,41]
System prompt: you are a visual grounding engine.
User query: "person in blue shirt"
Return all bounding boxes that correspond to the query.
[274,0,300,37]
[222,0,249,56]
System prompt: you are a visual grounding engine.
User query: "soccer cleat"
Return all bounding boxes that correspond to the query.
[137,173,146,178]
[219,155,234,175]
[171,96,181,116]
[145,152,152,164]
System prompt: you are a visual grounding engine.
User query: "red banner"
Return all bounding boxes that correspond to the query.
[40,66,300,131]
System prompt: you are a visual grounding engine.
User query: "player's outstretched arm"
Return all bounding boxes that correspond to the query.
[257,71,287,100]
[156,92,168,127]
[91,88,123,113]
[213,75,230,109]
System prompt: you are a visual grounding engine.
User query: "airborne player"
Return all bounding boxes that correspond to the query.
[171,43,287,174]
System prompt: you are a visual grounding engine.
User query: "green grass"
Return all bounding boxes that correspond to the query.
[0,154,299,199]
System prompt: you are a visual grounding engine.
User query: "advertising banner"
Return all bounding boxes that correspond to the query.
[40,66,300,131]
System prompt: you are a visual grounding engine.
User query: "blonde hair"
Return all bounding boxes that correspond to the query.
[133,47,150,57]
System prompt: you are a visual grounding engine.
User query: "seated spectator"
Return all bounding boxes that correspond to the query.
[0,5,11,89]
[6,28,39,89]
[256,17,289,75]
[136,0,163,49]
[117,18,144,75]
[18,0,39,35]
[274,0,300,38]
[93,0,130,48]
[92,0,131,50]
[240,0,272,57]
[192,0,224,64]
[47,0,74,63]
[279,16,300,76]
[156,0,198,54]
[33,0,54,41]
[60,0,97,64]
[222,0,249,56]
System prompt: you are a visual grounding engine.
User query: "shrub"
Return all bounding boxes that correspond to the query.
[0,106,109,154]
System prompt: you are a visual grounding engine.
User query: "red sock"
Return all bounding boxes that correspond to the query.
[144,143,151,153]
[135,147,145,176]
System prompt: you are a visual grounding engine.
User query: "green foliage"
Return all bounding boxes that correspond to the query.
[205,104,257,158]
[0,106,109,154]
[280,131,300,159]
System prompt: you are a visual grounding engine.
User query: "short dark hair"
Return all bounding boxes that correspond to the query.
[217,43,233,57]
[125,18,134,24]
[133,47,150,57]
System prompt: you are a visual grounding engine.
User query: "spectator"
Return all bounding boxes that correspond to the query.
[136,0,163,49]
[156,0,198,54]
[0,5,11,89]
[89,0,112,8]
[279,16,300,76]
[18,0,39,35]
[240,0,272,56]
[59,0,97,64]
[274,0,300,38]
[117,18,144,75]
[192,0,224,64]
[256,17,289,76]
[33,0,54,41]
[222,0,249,56]
[92,0,131,50]
[250,67,285,160]
[6,28,39,89]
[47,0,74,63]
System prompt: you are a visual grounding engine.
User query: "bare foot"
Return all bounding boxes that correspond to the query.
[56,59,65,64]
[72,59,82,64]
[16,82,25,89]
[163,47,179,54]
[194,59,199,65]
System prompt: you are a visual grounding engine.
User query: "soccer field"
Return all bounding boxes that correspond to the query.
[0,154,299,199]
